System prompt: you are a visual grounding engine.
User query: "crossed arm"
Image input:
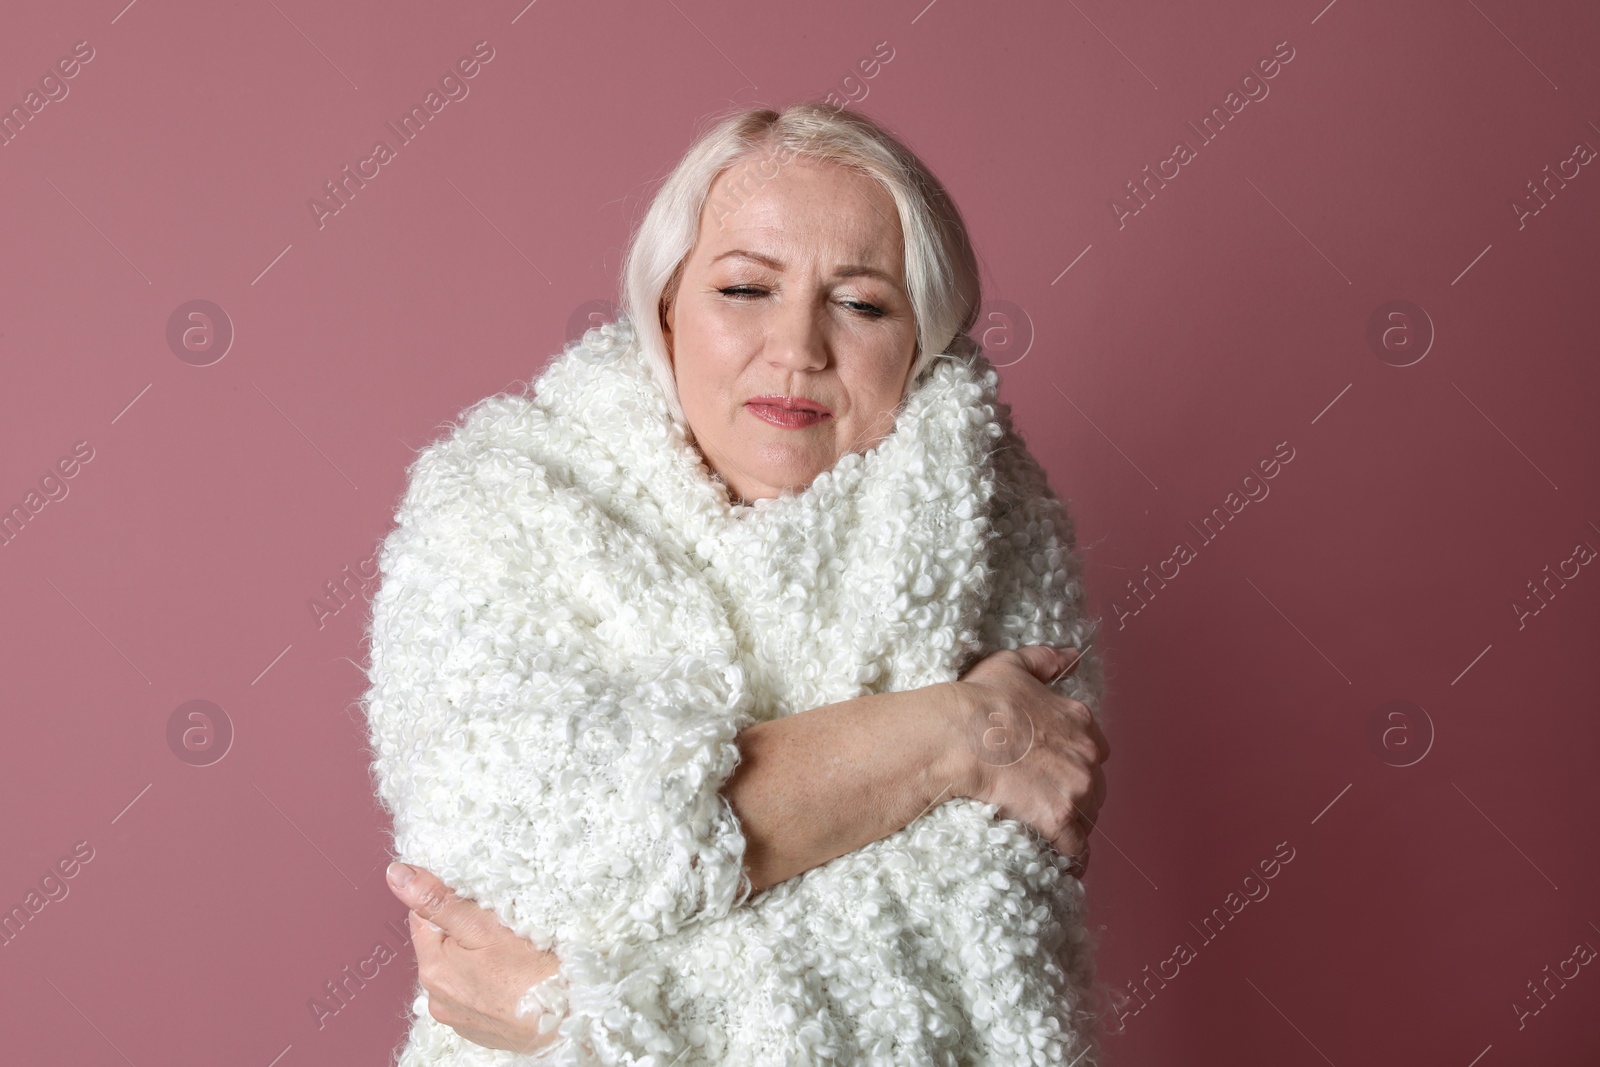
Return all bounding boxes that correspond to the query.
[383,679,977,1053]
[387,648,1105,1055]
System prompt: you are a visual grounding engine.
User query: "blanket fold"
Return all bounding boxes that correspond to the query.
[361,314,1107,1066]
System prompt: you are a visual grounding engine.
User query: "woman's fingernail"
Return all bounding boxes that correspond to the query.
[387,861,416,887]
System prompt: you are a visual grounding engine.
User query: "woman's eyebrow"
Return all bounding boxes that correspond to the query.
[711,248,783,269]
[710,248,899,285]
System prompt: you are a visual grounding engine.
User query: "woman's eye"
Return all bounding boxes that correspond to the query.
[717,287,882,317]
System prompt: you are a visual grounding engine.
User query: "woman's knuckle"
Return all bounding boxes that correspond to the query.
[1056,758,1086,791]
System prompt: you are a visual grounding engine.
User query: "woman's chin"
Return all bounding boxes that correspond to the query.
[733,455,830,499]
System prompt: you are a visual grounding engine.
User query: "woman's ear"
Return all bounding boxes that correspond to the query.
[660,300,674,365]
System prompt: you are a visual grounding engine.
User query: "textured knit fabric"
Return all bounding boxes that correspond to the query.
[360,314,1108,1066]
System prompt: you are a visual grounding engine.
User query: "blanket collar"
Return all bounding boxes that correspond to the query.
[526,314,1010,707]
[534,314,1002,535]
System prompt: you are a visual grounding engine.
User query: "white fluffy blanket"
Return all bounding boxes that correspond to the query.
[361,315,1107,1065]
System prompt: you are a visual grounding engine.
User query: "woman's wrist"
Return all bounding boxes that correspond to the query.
[927,680,982,803]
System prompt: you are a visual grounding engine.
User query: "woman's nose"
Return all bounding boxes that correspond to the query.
[766,298,831,372]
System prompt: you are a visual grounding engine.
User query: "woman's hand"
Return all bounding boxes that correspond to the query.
[386,861,566,1053]
[946,646,1110,873]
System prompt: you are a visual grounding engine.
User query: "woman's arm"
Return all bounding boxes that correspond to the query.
[725,643,1105,893]
[724,682,970,894]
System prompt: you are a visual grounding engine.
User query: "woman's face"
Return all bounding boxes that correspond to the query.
[663,156,918,504]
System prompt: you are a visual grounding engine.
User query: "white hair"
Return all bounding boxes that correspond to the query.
[617,101,984,429]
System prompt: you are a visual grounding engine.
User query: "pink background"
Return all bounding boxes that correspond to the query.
[2,0,1596,1063]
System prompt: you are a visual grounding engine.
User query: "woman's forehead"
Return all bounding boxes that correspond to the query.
[706,159,899,238]
[696,206,903,281]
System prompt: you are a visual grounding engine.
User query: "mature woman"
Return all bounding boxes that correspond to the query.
[361,102,1110,1066]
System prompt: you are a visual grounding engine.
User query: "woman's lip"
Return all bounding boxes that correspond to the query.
[747,403,830,429]
[745,395,832,415]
